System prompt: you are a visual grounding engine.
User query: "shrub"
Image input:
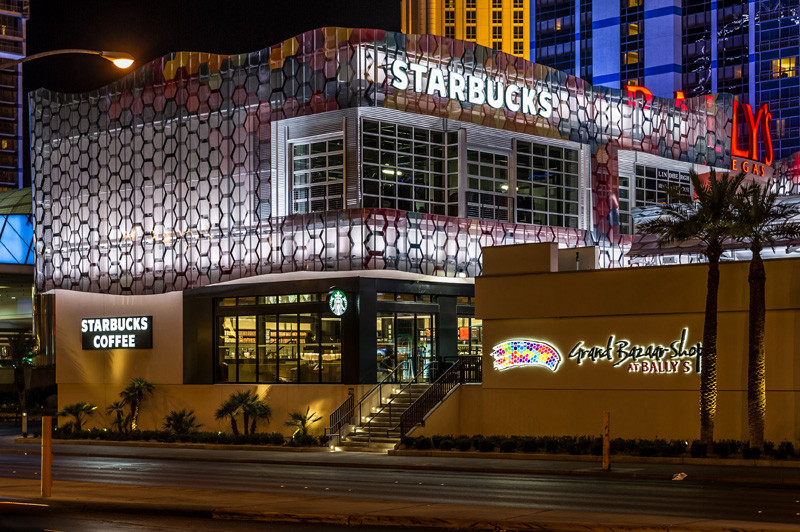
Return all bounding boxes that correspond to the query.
[689,441,707,458]
[589,437,604,456]
[763,441,775,457]
[774,441,794,460]
[162,409,202,436]
[477,438,495,452]
[743,446,762,460]
[663,440,688,457]
[519,437,539,453]
[400,436,414,448]
[439,439,454,451]
[413,437,432,450]
[456,436,472,452]
[713,440,738,458]
[499,439,516,453]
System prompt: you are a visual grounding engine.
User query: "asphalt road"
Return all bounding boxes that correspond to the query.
[0,504,441,532]
[0,452,799,525]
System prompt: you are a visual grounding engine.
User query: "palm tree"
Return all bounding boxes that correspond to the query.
[732,182,800,448]
[285,406,322,441]
[639,169,745,450]
[162,409,202,435]
[105,401,129,434]
[120,377,155,431]
[232,390,257,435]
[7,332,35,418]
[58,402,97,433]
[245,399,272,435]
[215,396,242,436]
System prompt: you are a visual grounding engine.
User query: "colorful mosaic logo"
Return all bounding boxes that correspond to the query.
[491,340,561,372]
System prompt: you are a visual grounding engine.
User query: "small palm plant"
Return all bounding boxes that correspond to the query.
[58,402,97,433]
[105,401,130,434]
[120,377,155,431]
[215,396,242,436]
[162,409,201,436]
[245,399,272,435]
[285,406,322,444]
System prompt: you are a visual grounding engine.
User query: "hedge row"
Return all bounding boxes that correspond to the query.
[52,427,329,447]
[400,435,799,460]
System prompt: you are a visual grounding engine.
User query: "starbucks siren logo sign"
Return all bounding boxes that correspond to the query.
[328,289,348,316]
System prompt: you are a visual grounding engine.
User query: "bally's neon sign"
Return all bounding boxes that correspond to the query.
[731,100,773,175]
[390,59,555,119]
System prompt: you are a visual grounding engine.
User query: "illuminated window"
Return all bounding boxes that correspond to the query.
[466,150,509,222]
[492,10,502,24]
[291,138,344,214]
[361,120,449,215]
[466,25,476,39]
[492,26,503,39]
[733,64,742,78]
[628,0,642,6]
[0,140,7,149]
[444,0,455,7]
[515,142,580,228]
[627,23,638,36]
[513,10,523,24]
[466,10,476,23]
[555,18,562,30]
[772,57,797,78]
[624,51,639,64]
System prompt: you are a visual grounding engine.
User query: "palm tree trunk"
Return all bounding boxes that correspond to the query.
[747,240,766,448]
[230,416,239,437]
[700,248,722,451]
[131,399,139,431]
[243,412,250,436]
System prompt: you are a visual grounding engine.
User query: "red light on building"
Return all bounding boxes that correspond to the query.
[731,100,773,166]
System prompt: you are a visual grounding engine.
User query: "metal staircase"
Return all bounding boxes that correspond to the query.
[325,356,482,452]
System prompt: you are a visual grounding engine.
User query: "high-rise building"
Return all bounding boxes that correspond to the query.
[0,0,27,190]
[529,0,799,161]
[402,0,530,59]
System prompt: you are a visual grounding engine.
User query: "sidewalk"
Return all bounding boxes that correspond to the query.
[5,435,800,487]
[0,477,798,532]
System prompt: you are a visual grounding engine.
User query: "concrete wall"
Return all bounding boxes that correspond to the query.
[417,244,800,442]
[54,289,357,436]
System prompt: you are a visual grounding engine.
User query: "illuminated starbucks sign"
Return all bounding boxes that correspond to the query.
[327,289,348,316]
[390,59,555,119]
[81,316,153,350]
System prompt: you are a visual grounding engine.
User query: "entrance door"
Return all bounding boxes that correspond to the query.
[415,314,435,381]
[396,313,415,382]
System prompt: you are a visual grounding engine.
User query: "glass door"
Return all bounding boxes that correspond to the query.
[396,313,415,382]
[376,313,395,381]
[416,314,435,381]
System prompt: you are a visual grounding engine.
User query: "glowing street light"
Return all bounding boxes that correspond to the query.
[0,49,135,71]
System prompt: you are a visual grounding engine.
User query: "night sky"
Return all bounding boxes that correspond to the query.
[21,0,401,185]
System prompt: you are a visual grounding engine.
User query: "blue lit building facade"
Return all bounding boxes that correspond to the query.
[530,0,800,161]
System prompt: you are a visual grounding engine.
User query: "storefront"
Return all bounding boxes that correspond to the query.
[29,28,800,433]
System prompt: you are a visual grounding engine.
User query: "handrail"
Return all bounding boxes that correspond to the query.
[395,356,482,437]
[325,360,410,441]
[358,358,439,445]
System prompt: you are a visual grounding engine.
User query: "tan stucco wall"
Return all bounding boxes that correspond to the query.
[417,244,800,441]
[54,289,358,435]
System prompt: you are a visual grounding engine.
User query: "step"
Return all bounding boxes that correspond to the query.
[344,435,400,444]
[338,441,397,451]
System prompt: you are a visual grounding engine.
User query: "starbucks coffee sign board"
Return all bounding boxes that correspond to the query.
[81,316,153,350]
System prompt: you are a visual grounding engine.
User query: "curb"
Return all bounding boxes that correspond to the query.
[13,438,327,452]
[390,449,800,468]
[212,508,794,532]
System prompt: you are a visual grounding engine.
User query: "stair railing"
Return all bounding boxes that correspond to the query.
[395,355,482,437]
[325,360,409,444]
[358,359,438,445]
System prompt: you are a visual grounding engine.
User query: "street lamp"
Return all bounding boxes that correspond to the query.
[0,49,135,70]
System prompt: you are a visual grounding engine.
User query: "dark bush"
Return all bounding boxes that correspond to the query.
[763,441,775,457]
[662,440,687,457]
[400,436,415,448]
[269,433,285,445]
[477,438,495,452]
[431,435,449,449]
[519,437,539,453]
[439,439,454,451]
[774,441,794,460]
[689,440,707,458]
[413,437,432,450]
[544,437,560,453]
[743,446,762,460]
[456,436,472,452]
[590,437,603,456]
[499,439,516,453]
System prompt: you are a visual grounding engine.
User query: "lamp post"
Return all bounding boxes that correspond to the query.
[0,49,134,70]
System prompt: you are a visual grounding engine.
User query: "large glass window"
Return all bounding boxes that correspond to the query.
[362,119,449,215]
[465,150,509,221]
[457,317,482,356]
[216,296,342,383]
[516,141,580,228]
[292,138,344,214]
[375,312,436,382]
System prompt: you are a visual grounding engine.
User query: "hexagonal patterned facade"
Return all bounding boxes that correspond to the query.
[30,28,759,295]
